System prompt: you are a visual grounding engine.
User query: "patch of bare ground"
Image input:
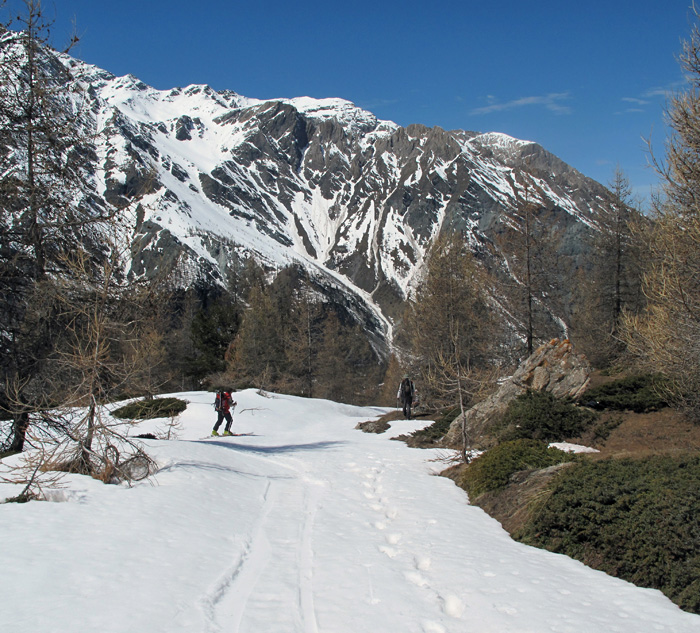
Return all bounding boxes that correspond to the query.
[355,418,391,433]
[356,409,433,435]
[564,369,700,459]
[583,408,700,459]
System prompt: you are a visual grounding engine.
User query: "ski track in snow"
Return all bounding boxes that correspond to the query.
[200,480,275,633]
[298,482,322,633]
[200,464,322,633]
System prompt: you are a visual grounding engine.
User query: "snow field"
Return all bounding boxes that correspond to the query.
[0,389,698,632]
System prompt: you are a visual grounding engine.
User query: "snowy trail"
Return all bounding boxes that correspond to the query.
[205,478,323,633]
[200,479,275,633]
[1,389,699,633]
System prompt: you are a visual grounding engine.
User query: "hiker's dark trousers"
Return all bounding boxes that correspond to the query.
[214,411,233,432]
[402,397,413,419]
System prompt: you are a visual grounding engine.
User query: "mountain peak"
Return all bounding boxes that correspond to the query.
[3,40,616,350]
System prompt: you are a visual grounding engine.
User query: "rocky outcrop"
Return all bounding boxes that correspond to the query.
[445,339,591,448]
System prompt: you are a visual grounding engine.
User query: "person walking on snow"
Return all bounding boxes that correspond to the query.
[397,375,415,419]
[212,390,237,436]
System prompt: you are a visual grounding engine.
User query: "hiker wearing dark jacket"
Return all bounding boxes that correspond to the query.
[397,375,415,419]
[212,391,237,436]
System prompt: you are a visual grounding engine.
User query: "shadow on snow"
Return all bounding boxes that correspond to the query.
[192,439,347,455]
[156,460,297,479]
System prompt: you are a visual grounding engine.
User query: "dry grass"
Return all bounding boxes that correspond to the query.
[587,408,700,459]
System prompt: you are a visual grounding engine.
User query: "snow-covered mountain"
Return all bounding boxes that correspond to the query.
[5,34,615,346]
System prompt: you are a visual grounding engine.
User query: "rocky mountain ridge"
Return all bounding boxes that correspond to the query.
[4,33,616,349]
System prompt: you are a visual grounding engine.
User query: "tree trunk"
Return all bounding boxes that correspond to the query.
[9,412,30,453]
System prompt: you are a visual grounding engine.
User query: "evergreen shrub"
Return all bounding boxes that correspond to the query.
[516,455,700,614]
[459,439,575,499]
[409,406,460,444]
[583,374,668,412]
[497,390,597,442]
[111,397,187,420]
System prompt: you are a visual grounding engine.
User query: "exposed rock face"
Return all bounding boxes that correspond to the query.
[1,33,618,350]
[513,338,592,399]
[446,339,591,448]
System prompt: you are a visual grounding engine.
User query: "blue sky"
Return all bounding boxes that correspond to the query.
[28,1,695,205]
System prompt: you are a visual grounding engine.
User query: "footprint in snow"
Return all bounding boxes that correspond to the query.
[385,506,398,519]
[414,555,431,571]
[441,594,465,618]
[421,621,446,633]
[405,570,429,587]
[379,545,398,558]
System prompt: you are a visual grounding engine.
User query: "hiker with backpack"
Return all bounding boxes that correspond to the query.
[397,375,415,419]
[212,390,237,436]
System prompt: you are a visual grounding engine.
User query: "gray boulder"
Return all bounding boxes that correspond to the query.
[445,339,591,448]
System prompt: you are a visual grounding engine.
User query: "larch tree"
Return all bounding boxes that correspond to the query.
[313,308,381,405]
[407,233,498,461]
[622,9,700,419]
[188,294,241,382]
[227,282,284,390]
[0,2,156,456]
[572,167,644,367]
[496,182,559,356]
[283,283,323,398]
[379,353,405,408]
[314,310,346,402]
[0,1,101,453]
[43,231,152,479]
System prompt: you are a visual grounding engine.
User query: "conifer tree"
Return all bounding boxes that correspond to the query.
[189,295,241,381]
[125,282,173,399]
[284,284,322,397]
[0,1,108,452]
[228,283,283,389]
[572,167,644,367]
[407,233,499,458]
[315,311,348,402]
[44,233,139,474]
[2,225,159,488]
[497,184,561,355]
[623,10,700,418]
[314,310,381,404]
[380,353,404,407]
[409,234,495,378]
